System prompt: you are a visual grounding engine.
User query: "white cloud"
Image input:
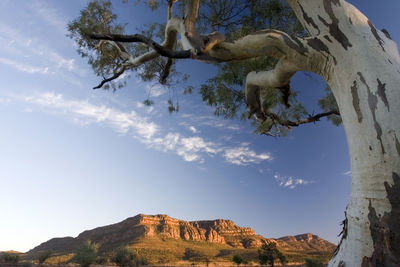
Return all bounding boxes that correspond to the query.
[0,57,49,74]
[273,173,312,189]
[23,92,158,138]
[224,146,271,165]
[0,23,85,77]
[146,133,219,163]
[188,126,198,133]
[18,92,272,166]
[145,84,167,97]
[343,171,351,176]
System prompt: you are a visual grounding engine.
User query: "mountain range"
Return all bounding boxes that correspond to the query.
[26,214,336,264]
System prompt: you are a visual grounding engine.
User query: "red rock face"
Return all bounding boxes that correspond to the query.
[136,214,262,247]
[27,214,336,255]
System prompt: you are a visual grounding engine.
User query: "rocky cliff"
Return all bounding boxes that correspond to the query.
[27,214,336,257]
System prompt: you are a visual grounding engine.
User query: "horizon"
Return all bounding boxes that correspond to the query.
[1,0,399,253]
[20,212,332,254]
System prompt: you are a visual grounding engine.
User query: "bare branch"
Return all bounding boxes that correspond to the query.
[88,33,191,59]
[184,0,200,33]
[265,110,340,130]
[93,66,126,89]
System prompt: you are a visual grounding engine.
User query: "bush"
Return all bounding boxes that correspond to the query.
[38,251,52,264]
[232,254,243,266]
[112,247,135,267]
[3,253,20,264]
[305,258,324,267]
[73,240,99,267]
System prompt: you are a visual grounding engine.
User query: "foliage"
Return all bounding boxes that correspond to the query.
[232,254,244,266]
[318,86,342,126]
[3,253,20,264]
[183,247,206,261]
[73,240,99,267]
[69,0,342,136]
[305,258,325,267]
[38,250,52,264]
[67,0,127,91]
[112,247,144,267]
[258,242,286,266]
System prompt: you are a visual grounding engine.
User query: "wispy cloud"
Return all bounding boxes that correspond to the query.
[0,23,85,77]
[17,92,272,166]
[224,146,271,165]
[179,113,242,132]
[273,173,312,189]
[148,133,219,163]
[30,1,68,34]
[145,83,167,97]
[343,171,351,177]
[0,57,49,74]
[23,92,158,138]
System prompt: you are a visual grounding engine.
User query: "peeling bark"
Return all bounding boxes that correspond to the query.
[362,172,400,266]
[350,80,362,123]
[318,0,352,50]
[368,20,385,51]
[87,2,400,265]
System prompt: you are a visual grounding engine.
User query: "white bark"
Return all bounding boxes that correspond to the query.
[286,1,400,266]
[90,1,400,265]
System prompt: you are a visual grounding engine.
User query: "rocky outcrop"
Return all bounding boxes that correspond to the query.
[27,214,335,255]
[277,233,336,251]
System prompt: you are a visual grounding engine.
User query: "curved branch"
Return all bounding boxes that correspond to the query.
[271,110,340,127]
[259,110,340,135]
[88,33,191,59]
[93,66,126,89]
[245,58,299,119]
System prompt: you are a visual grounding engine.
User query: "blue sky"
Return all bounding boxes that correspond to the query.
[0,0,399,252]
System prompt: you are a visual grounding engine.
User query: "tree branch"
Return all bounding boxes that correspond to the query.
[245,58,299,119]
[88,33,191,59]
[93,66,126,89]
[267,109,340,128]
[159,58,174,85]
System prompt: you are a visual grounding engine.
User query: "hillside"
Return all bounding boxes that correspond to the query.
[26,214,336,264]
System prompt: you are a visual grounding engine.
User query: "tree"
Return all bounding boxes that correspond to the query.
[258,243,286,267]
[68,1,400,266]
[112,247,137,267]
[73,240,99,267]
[232,254,244,266]
[38,251,52,264]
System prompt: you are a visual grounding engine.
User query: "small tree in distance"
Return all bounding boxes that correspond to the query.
[73,240,99,267]
[232,254,244,266]
[258,242,286,267]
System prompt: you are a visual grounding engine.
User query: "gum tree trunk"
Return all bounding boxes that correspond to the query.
[288,1,400,266]
[86,1,400,265]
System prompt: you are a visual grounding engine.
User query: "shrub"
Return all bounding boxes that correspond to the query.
[3,253,20,264]
[112,247,135,267]
[232,254,243,266]
[73,240,99,267]
[38,251,52,264]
